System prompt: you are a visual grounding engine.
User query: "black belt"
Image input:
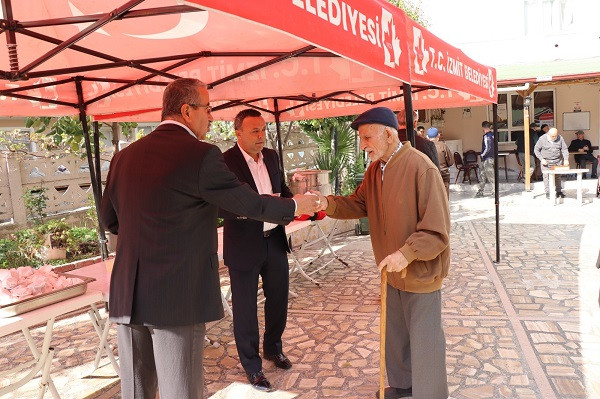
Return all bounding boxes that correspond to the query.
[263,228,275,238]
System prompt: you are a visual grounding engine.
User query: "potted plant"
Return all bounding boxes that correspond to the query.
[36,220,69,260]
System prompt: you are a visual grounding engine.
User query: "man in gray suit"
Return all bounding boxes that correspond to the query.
[101,78,319,399]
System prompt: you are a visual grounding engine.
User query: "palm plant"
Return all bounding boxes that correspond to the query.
[298,117,356,194]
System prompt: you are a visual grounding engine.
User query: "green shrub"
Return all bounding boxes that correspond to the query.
[22,186,49,224]
[66,226,99,257]
[0,220,100,269]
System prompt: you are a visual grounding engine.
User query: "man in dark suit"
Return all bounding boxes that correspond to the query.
[220,109,294,392]
[396,110,440,168]
[100,78,319,399]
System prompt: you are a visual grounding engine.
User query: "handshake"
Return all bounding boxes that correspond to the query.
[293,190,328,216]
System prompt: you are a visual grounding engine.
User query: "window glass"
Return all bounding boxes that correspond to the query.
[533,91,555,128]
[488,90,554,142]
[496,94,508,129]
[511,94,524,128]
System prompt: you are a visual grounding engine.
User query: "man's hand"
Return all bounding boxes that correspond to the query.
[541,158,548,166]
[564,160,569,166]
[583,146,589,151]
[378,250,408,277]
[309,190,328,211]
[293,194,320,216]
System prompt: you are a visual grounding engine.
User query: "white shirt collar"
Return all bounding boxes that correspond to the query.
[238,144,264,164]
[380,142,403,180]
[158,120,197,139]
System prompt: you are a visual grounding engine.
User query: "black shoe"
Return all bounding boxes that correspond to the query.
[591,175,598,179]
[557,192,566,198]
[264,353,292,369]
[375,386,413,398]
[246,371,273,392]
[545,193,550,199]
[474,191,484,198]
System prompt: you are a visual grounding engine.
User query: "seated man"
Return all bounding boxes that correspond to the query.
[568,130,598,178]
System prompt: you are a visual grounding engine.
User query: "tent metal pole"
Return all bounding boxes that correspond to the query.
[493,103,500,263]
[402,83,415,147]
[273,99,285,174]
[93,121,104,212]
[2,0,20,78]
[75,78,108,259]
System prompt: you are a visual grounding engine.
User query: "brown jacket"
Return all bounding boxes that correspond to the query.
[325,143,450,293]
[433,140,454,181]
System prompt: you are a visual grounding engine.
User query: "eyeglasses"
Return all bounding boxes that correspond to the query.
[187,103,212,113]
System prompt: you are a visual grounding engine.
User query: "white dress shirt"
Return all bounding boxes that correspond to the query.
[239,145,278,232]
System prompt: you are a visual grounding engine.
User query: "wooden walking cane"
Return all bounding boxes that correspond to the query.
[379,268,388,399]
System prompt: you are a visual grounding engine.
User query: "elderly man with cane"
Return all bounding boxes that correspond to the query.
[314,107,451,399]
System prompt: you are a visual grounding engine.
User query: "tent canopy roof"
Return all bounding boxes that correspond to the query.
[1,0,496,122]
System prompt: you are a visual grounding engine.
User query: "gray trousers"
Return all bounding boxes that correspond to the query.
[385,287,448,399]
[117,323,206,399]
[478,158,495,192]
[541,164,563,194]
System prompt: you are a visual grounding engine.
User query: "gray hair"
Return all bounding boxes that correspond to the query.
[161,78,207,121]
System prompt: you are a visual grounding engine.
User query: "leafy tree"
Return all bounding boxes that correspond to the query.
[388,0,428,25]
[207,120,235,142]
[24,116,137,157]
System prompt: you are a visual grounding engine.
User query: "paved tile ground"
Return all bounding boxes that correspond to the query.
[1,178,600,398]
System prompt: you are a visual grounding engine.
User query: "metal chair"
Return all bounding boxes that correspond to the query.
[453,152,479,184]
[463,150,479,165]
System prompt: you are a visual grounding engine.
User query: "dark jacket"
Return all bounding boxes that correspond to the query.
[398,128,440,169]
[568,138,593,154]
[220,144,293,271]
[480,131,495,161]
[515,131,538,155]
[101,124,295,326]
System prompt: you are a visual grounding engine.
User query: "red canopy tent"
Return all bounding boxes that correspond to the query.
[1,0,495,120]
[1,0,500,259]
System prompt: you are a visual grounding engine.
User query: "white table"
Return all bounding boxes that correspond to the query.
[0,289,104,399]
[544,168,589,205]
[75,261,120,376]
[217,218,348,317]
[286,218,349,286]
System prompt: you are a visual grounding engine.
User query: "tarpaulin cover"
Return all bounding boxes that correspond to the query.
[0,0,496,122]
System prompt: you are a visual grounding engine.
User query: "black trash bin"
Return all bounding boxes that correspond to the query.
[354,173,370,235]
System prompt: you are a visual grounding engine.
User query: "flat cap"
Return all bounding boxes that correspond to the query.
[426,127,439,138]
[351,107,398,130]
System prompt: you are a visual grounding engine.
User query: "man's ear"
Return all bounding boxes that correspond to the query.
[385,127,395,142]
[180,104,190,121]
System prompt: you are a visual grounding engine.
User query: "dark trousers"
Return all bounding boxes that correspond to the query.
[574,153,598,176]
[117,323,206,399]
[228,235,290,374]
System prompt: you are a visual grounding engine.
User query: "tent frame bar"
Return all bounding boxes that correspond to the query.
[75,77,109,259]
[20,0,146,75]
[18,5,201,28]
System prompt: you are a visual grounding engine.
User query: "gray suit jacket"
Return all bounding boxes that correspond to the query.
[101,124,295,326]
